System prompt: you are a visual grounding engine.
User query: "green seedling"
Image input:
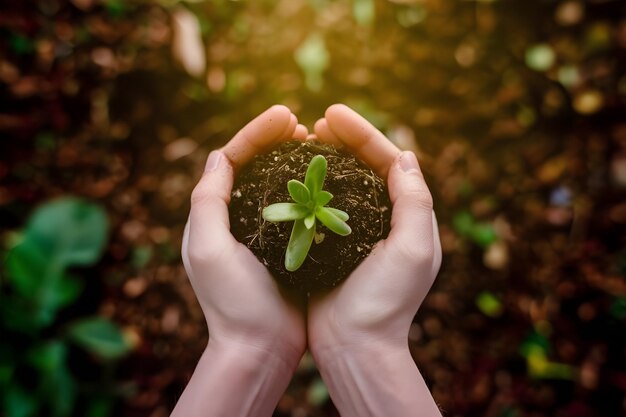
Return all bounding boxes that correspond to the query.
[262,155,351,271]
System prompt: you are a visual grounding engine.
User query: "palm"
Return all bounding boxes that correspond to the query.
[182,230,305,353]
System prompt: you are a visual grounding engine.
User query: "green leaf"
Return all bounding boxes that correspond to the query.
[5,238,83,327]
[26,198,109,267]
[26,340,77,417]
[287,180,311,204]
[4,201,96,329]
[26,340,67,372]
[285,219,315,271]
[475,291,503,317]
[325,207,349,221]
[470,224,498,248]
[0,345,15,385]
[263,203,309,222]
[26,342,78,417]
[304,155,327,198]
[453,210,498,247]
[525,345,575,380]
[452,211,474,236]
[316,207,352,236]
[315,190,333,206]
[0,297,53,332]
[5,240,48,297]
[42,360,76,417]
[519,331,550,358]
[45,276,83,310]
[66,317,131,360]
[3,385,38,417]
[304,213,316,229]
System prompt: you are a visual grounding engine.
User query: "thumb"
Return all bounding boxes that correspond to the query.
[187,150,236,264]
[385,151,435,265]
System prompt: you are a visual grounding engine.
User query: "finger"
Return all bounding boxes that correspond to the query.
[293,123,309,141]
[431,211,442,278]
[385,151,434,263]
[279,113,298,141]
[306,133,318,141]
[221,105,293,169]
[313,118,342,148]
[181,220,192,278]
[325,104,400,179]
[188,150,237,262]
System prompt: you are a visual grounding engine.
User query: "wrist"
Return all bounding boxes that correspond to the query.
[310,339,441,417]
[171,336,301,417]
[207,334,303,374]
[311,335,410,372]
[308,310,409,365]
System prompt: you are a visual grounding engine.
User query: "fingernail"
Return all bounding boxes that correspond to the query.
[205,151,223,172]
[399,151,420,173]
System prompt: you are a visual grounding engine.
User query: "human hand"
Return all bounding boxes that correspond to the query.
[181,105,308,361]
[308,104,442,416]
[174,106,309,417]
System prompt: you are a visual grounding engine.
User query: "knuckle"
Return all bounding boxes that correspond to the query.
[401,188,434,211]
[187,242,225,267]
[190,181,210,205]
[392,239,435,267]
[191,175,230,207]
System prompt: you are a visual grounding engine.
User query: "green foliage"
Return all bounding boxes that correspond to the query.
[4,198,107,331]
[475,291,503,317]
[67,318,131,360]
[0,198,131,417]
[519,331,575,380]
[294,33,329,92]
[262,155,351,271]
[453,211,498,248]
[26,198,108,267]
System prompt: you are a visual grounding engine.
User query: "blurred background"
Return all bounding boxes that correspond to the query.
[1,0,625,416]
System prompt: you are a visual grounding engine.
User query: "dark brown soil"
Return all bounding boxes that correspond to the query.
[229,140,391,293]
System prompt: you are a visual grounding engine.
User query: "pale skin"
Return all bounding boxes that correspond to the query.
[171,104,442,417]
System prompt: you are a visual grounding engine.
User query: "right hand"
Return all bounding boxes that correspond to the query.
[308,104,442,354]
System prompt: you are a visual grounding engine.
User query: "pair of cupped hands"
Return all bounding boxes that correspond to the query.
[180,104,441,412]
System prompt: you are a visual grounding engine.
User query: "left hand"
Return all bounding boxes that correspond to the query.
[181,105,309,365]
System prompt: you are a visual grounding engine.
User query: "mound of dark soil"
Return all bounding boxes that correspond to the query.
[229,140,391,293]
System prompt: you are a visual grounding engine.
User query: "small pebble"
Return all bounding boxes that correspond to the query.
[483,241,509,270]
[314,232,325,244]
